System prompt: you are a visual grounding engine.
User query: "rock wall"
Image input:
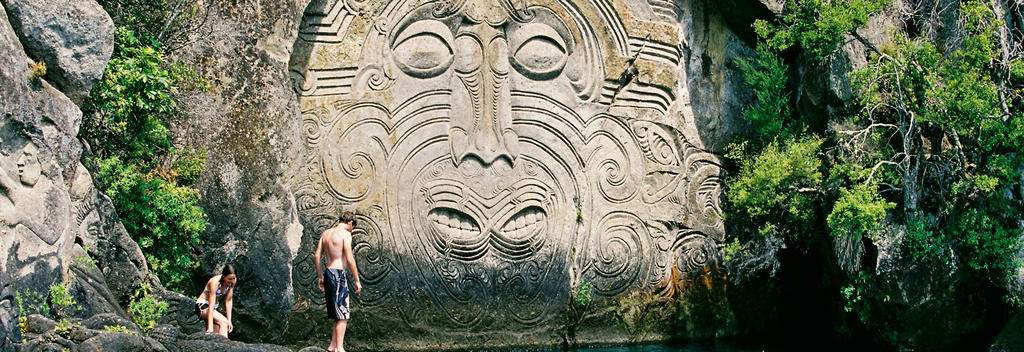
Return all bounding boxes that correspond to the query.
[0,0,137,348]
[169,0,758,348]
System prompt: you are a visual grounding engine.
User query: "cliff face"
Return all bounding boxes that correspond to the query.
[167,0,764,347]
[2,0,1022,350]
[0,0,147,347]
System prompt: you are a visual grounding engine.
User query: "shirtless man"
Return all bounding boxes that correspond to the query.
[315,211,362,352]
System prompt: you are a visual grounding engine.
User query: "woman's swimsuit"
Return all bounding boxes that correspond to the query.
[194,282,233,317]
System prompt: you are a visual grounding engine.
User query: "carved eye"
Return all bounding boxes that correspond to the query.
[509,23,568,80]
[392,20,454,78]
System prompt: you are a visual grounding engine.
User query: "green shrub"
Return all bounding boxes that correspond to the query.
[48,283,77,319]
[96,156,205,290]
[28,60,46,82]
[15,290,49,333]
[735,44,793,144]
[726,137,823,245]
[828,184,894,241]
[53,319,73,338]
[103,324,136,335]
[127,283,168,333]
[81,26,207,292]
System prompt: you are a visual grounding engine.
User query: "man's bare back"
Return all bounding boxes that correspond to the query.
[315,218,361,294]
[320,226,350,270]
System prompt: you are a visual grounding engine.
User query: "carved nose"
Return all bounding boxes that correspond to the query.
[450,34,519,167]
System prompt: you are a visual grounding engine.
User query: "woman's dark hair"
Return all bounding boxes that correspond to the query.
[220,264,236,283]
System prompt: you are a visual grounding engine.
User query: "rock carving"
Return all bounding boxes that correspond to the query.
[289,0,725,334]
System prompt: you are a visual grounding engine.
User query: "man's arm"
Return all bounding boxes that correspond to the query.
[315,231,324,291]
[343,233,361,294]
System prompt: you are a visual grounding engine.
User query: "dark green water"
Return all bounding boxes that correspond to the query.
[479,342,770,352]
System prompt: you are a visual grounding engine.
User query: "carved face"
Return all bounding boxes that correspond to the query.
[16,144,40,187]
[291,0,725,333]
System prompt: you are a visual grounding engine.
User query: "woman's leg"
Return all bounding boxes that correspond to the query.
[207,309,230,338]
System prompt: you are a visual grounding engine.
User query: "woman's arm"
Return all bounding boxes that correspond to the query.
[225,285,234,329]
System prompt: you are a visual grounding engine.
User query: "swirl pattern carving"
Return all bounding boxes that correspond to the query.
[289,0,726,337]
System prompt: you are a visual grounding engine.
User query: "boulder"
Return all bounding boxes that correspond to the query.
[80,313,140,333]
[177,332,291,352]
[148,324,180,352]
[22,315,56,335]
[0,0,114,105]
[991,313,1024,352]
[77,331,167,352]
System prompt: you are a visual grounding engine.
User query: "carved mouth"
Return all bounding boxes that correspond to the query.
[428,208,487,261]
[426,205,548,262]
[499,206,545,241]
[493,206,547,261]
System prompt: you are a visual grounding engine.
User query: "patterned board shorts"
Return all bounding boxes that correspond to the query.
[324,268,350,320]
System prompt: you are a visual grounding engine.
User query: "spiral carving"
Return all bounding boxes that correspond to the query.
[585,212,649,296]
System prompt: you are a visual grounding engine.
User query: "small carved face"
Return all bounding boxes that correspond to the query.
[16,144,41,187]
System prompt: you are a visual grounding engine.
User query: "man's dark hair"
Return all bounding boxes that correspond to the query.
[339,211,357,227]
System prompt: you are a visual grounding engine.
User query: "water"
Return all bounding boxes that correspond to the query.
[480,342,770,352]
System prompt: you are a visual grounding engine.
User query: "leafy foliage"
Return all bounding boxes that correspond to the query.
[827,184,894,241]
[726,0,1023,344]
[754,0,889,61]
[127,283,169,333]
[727,137,823,245]
[735,44,794,143]
[28,59,46,82]
[103,324,136,335]
[848,1,1022,274]
[15,290,49,333]
[96,0,214,53]
[48,283,78,320]
[81,27,207,292]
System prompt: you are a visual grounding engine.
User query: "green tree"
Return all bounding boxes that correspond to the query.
[81,27,207,292]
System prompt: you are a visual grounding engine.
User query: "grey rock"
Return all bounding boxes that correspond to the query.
[297,347,327,352]
[172,0,728,348]
[80,313,140,333]
[66,324,100,343]
[177,332,291,352]
[148,324,180,352]
[18,342,64,352]
[0,295,15,351]
[991,313,1024,352]
[23,315,55,335]
[77,331,167,352]
[1,0,114,105]
[155,291,203,336]
[167,0,311,342]
[35,331,75,350]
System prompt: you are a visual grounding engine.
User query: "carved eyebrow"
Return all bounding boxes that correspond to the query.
[391,19,455,48]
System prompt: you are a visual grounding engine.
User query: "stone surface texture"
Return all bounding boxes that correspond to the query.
[0,0,152,350]
[2,0,1021,349]
[165,0,759,347]
[0,0,114,105]
[285,0,728,347]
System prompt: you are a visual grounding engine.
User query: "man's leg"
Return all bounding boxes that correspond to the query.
[328,320,338,352]
[336,319,348,352]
